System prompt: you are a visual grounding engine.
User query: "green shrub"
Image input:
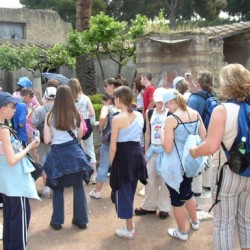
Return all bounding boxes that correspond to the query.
[90,94,102,104]
[93,103,102,121]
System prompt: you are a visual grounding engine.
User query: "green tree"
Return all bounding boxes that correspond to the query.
[20,0,107,26]
[225,0,250,20]
[194,0,227,20]
[0,44,74,74]
[75,0,97,95]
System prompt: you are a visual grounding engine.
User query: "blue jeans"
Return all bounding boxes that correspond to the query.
[96,144,110,182]
[51,184,88,225]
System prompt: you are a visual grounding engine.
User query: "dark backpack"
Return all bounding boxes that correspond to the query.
[209,100,250,212]
[102,107,119,144]
[192,92,220,129]
[37,105,50,143]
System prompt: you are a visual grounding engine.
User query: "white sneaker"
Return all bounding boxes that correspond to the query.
[168,228,188,241]
[42,186,51,198]
[115,225,135,240]
[89,189,101,199]
[190,220,200,230]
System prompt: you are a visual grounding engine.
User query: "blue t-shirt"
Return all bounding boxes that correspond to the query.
[187,90,209,116]
[13,102,28,143]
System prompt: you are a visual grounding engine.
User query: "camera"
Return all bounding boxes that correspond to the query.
[33,130,40,143]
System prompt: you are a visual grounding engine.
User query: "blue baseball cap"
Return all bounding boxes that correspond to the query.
[162,88,178,108]
[173,76,184,89]
[17,77,32,88]
[0,92,20,108]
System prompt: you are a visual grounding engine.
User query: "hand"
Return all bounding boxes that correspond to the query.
[189,147,197,159]
[28,138,40,150]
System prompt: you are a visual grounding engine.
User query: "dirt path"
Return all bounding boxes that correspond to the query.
[0,179,215,250]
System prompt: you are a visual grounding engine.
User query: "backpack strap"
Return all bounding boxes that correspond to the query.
[191,91,210,100]
[208,151,225,212]
[171,114,191,134]
[0,123,18,140]
[173,139,185,172]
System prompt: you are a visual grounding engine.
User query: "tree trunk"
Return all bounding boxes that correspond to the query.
[75,0,97,95]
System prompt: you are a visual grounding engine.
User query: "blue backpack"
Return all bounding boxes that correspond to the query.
[192,92,220,129]
[209,100,250,211]
[222,100,250,176]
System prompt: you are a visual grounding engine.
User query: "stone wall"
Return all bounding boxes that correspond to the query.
[224,32,250,70]
[136,31,216,87]
[0,8,69,45]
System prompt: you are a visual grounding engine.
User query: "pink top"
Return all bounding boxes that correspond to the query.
[13,91,40,137]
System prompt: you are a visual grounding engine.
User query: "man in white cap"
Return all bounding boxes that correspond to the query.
[134,87,171,219]
[32,86,57,198]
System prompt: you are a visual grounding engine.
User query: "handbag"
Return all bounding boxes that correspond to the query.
[67,130,94,184]
[82,119,93,140]
[26,156,43,181]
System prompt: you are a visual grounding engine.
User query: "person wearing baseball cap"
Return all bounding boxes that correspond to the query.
[0,91,40,250]
[160,88,206,241]
[135,87,171,219]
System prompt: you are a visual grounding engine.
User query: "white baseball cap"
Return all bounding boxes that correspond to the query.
[45,87,57,99]
[153,87,168,102]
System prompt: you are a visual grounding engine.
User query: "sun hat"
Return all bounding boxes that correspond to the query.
[45,87,57,99]
[173,76,184,89]
[153,87,168,102]
[17,77,32,88]
[162,88,178,108]
[0,92,20,108]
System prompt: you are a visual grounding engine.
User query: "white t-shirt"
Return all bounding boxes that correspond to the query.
[150,109,168,145]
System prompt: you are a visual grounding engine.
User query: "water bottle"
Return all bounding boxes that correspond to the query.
[238,136,246,154]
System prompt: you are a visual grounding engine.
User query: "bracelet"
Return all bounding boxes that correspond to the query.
[27,145,31,151]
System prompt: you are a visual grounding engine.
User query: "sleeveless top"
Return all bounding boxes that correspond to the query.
[117,111,144,142]
[0,135,40,200]
[212,103,239,168]
[150,109,168,145]
[160,115,200,193]
[75,94,91,119]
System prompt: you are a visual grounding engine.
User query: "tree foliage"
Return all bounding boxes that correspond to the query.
[225,0,250,20]
[0,44,75,74]
[194,0,227,20]
[20,0,107,26]
[66,12,147,79]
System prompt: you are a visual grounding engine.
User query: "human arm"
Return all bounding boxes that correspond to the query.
[99,106,109,133]
[43,113,52,144]
[197,114,206,141]
[0,128,39,166]
[86,97,95,117]
[109,116,120,165]
[190,105,226,158]
[161,116,177,153]
[144,110,151,154]
[77,113,83,140]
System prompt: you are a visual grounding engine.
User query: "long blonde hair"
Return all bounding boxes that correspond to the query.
[68,78,83,102]
[219,64,250,101]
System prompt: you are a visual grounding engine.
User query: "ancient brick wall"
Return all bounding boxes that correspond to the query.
[136,32,222,88]
[0,8,69,45]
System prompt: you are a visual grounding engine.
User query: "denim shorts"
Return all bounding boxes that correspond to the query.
[96,144,110,182]
[166,175,193,207]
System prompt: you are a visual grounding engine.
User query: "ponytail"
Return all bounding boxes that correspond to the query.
[175,93,187,111]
